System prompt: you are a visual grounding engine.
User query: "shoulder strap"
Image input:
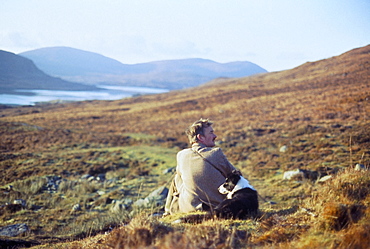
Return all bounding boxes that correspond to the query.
[193,148,226,178]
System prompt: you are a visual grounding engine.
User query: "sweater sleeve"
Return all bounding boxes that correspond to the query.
[206,147,236,177]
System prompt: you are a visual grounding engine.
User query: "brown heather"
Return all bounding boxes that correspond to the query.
[0,45,369,248]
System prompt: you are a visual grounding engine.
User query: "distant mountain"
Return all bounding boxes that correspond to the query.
[19,47,267,90]
[0,50,98,94]
[19,47,130,76]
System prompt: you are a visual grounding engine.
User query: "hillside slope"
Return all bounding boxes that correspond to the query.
[0,50,98,94]
[1,44,369,159]
[19,46,267,89]
[0,45,369,248]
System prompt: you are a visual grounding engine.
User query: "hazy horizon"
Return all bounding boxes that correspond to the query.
[1,1,369,72]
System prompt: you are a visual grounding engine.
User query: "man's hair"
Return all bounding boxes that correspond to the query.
[185,118,213,144]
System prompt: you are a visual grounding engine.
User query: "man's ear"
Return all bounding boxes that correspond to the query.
[196,134,203,143]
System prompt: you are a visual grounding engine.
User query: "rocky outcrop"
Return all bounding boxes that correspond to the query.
[133,186,169,209]
[0,223,28,237]
[283,167,340,182]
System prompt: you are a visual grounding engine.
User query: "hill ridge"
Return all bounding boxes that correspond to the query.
[0,50,98,94]
[19,46,267,89]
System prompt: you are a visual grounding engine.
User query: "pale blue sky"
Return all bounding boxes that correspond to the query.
[1,0,369,71]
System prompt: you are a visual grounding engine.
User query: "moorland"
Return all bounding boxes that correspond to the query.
[0,45,369,248]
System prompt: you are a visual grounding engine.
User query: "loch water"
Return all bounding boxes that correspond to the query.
[0,85,169,106]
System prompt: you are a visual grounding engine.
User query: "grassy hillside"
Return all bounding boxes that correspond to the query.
[0,45,369,248]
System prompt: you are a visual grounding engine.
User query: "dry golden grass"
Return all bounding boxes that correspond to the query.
[26,169,369,249]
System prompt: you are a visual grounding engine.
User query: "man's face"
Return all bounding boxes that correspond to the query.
[198,126,217,147]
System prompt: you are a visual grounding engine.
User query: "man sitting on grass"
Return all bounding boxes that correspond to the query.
[165,118,237,214]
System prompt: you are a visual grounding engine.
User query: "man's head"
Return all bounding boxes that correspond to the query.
[185,118,217,147]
